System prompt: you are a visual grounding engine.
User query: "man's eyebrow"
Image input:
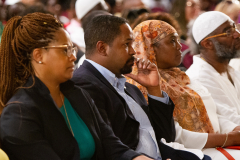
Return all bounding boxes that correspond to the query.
[222,26,232,33]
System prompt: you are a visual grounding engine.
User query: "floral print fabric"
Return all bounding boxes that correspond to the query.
[127,20,214,133]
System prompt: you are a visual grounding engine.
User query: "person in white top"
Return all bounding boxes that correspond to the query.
[229,57,240,71]
[187,11,240,131]
[128,19,240,160]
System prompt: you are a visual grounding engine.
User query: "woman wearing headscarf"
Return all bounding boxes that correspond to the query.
[0,12,150,160]
[127,20,240,159]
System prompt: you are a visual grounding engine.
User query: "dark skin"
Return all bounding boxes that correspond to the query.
[87,23,163,99]
[153,33,182,69]
[154,31,240,148]
[32,28,76,108]
[200,20,240,84]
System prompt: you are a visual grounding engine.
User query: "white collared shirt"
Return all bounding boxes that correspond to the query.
[186,55,240,133]
[85,59,170,159]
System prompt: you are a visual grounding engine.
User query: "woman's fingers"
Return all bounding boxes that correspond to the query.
[135,58,156,71]
[135,58,143,68]
[136,58,150,69]
[143,60,151,69]
[147,62,157,70]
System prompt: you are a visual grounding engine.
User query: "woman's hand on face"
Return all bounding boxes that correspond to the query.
[124,58,163,97]
[132,155,154,160]
[125,58,160,87]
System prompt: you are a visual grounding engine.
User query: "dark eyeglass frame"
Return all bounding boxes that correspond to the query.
[42,45,78,57]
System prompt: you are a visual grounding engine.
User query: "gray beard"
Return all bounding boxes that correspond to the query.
[212,39,240,61]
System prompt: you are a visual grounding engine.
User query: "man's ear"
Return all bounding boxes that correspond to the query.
[32,48,43,64]
[96,41,109,56]
[200,39,215,50]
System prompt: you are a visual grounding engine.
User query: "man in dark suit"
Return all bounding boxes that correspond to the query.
[72,15,209,160]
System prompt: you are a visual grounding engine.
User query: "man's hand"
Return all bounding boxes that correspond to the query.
[227,130,240,146]
[125,58,163,97]
[133,155,154,160]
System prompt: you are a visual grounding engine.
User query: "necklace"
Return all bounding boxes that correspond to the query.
[60,93,74,136]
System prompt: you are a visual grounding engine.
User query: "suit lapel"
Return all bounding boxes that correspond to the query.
[63,87,99,138]
[81,61,120,95]
[81,61,136,121]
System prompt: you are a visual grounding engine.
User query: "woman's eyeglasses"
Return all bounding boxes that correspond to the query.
[42,45,78,57]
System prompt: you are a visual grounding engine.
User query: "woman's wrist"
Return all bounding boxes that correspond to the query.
[146,86,163,97]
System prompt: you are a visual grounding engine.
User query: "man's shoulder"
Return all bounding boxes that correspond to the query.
[186,61,216,81]
[72,62,98,82]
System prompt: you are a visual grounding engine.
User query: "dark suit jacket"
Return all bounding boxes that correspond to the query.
[72,61,203,160]
[0,76,141,160]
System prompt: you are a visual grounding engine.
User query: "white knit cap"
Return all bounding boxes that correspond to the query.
[75,0,108,20]
[192,11,231,44]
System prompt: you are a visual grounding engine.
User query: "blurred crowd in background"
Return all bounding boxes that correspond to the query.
[0,0,239,70]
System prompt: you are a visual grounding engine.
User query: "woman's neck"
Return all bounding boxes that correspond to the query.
[36,75,63,108]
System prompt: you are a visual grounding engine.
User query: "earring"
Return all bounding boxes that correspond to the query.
[39,61,42,64]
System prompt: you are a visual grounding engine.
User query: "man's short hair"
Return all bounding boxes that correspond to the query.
[82,10,111,31]
[84,15,127,55]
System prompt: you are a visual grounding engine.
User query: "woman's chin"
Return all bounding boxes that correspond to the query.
[61,74,73,83]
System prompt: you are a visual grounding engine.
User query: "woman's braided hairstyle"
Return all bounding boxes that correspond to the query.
[0,12,63,114]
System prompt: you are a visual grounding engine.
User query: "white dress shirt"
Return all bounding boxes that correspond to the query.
[85,59,172,159]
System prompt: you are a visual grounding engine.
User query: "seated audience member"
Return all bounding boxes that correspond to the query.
[40,0,69,24]
[72,15,211,160]
[186,11,240,127]
[105,0,123,15]
[127,20,240,159]
[130,12,191,71]
[130,12,181,35]
[121,0,146,11]
[20,2,50,16]
[0,12,149,160]
[171,0,201,40]
[215,0,240,24]
[121,8,149,26]
[5,2,26,21]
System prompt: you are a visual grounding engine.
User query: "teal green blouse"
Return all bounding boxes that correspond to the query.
[0,21,4,43]
[60,97,95,160]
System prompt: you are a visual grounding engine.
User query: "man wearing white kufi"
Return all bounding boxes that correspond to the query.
[186,11,240,158]
[66,0,108,59]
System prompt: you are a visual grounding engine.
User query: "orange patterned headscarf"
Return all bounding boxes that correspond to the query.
[127,20,214,133]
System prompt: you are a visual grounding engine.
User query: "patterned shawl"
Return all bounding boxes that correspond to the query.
[127,20,214,133]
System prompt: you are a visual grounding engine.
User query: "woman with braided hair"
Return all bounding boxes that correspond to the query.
[0,12,148,160]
